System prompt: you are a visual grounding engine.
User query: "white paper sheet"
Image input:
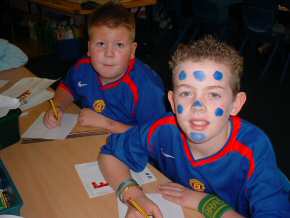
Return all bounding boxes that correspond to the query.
[75,161,156,198]
[0,215,24,218]
[1,77,56,110]
[22,112,78,140]
[0,80,9,88]
[0,95,20,118]
[118,193,185,218]
[19,89,54,111]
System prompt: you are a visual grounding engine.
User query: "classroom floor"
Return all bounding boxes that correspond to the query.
[7,13,290,178]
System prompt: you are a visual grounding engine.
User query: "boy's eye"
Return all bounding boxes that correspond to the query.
[208,92,221,99]
[96,42,105,48]
[116,42,125,48]
[179,91,192,97]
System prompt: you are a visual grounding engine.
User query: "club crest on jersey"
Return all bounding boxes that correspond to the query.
[189,179,205,192]
[93,99,106,113]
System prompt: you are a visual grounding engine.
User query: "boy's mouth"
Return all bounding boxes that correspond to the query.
[189,119,209,131]
[103,64,114,67]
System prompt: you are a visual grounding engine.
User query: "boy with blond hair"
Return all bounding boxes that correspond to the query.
[44,2,167,133]
[99,36,290,217]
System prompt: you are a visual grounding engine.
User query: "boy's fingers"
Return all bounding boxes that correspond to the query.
[161,193,181,205]
[150,205,163,218]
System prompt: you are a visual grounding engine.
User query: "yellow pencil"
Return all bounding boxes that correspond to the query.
[127,199,151,218]
[49,99,59,121]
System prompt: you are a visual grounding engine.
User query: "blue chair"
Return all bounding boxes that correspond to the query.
[239,0,281,81]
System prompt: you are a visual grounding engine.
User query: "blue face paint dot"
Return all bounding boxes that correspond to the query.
[215,107,224,117]
[190,132,206,143]
[193,71,206,81]
[193,100,203,107]
[178,70,187,80]
[213,71,223,81]
[177,104,184,114]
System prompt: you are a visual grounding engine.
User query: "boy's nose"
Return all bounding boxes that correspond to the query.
[104,45,114,57]
[192,100,206,112]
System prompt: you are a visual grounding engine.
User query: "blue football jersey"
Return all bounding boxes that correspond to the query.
[101,114,290,217]
[59,58,167,125]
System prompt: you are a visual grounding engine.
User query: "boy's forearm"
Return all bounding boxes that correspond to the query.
[53,87,74,110]
[98,154,145,201]
[98,154,131,190]
[97,115,132,133]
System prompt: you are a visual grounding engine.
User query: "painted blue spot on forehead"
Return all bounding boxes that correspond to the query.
[178,70,187,80]
[193,71,206,81]
[177,104,184,114]
[215,107,224,117]
[213,71,223,80]
[193,100,203,107]
[190,132,206,143]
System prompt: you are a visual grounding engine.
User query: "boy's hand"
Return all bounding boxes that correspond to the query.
[78,108,104,127]
[158,182,206,210]
[125,190,163,218]
[79,108,131,133]
[43,108,63,129]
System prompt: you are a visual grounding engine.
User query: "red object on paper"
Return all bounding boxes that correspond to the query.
[91,181,109,189]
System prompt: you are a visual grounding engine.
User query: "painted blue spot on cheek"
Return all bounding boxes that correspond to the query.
[193,100,203,107]
[178,70,187,80]
[215,107,224,117]
[177,104,184,114]
[193,71,206,81]
[190,132,206,142]
[213,71,223,80]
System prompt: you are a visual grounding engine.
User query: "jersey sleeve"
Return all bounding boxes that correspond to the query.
[135,67,167,124]
[246,134,290,217]
[100,124,150,172]
[60,65,80,101]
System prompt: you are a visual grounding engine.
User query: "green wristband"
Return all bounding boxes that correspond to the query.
[116,178,139,203]
[198,194,232,218]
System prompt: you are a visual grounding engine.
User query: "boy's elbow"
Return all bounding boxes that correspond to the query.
[98,153,114,167]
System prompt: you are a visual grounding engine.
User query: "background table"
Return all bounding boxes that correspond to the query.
[27,0,157,15]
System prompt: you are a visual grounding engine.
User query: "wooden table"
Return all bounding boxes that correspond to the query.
[0,67,202,218]
[27,0,157,15]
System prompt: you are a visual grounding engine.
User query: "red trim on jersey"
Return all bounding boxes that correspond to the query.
[148,115,177,145]
[58,82,74,97]
[232,141,255,178]
[74,57,91,69]
[122,74,139,116]
[100,59,138,115]
[183,116,255,179]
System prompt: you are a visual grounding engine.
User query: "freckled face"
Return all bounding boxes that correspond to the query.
[168,60,240,145]
[88,26,137,84]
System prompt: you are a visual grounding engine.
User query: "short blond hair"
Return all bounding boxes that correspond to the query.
[170,36,243,94]
[88,2,135,41]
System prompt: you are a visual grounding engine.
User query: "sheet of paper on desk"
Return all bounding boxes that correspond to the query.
[22,112,78,140]
[0,80,9,88]
[0,215,24,218]
[1,77,56,107]
[118,193,185,218]
[75,161,156,198]
[0,95,20,118]
[19,89,54,111]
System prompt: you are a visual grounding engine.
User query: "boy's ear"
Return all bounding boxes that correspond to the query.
[230,92,247,116]
[130,42,137,59]
[168,90,176,113]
